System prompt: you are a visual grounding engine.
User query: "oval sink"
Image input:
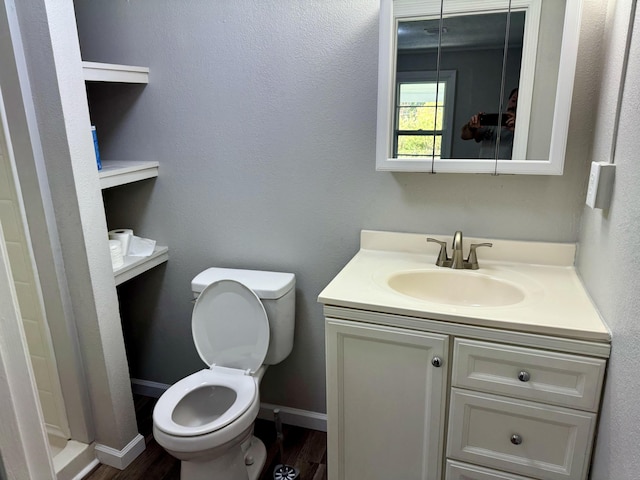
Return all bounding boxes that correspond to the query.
[387,270,526,307]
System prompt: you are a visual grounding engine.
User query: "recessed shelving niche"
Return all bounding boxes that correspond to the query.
[84,61,167,283]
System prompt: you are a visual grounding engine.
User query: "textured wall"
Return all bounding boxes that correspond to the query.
[73,0,603,415]
[576,1,640,477]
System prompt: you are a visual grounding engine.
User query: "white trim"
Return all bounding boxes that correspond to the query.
[94,434,145,470]
[131,378,328,432]
[53,440,96,480]
[81,61,149,84]
[394,0,537,18]
[258,403,327,432]
[131,378,171,398]
[70,459,100,480]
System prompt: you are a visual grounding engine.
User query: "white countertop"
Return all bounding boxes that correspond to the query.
[318,231,610,343]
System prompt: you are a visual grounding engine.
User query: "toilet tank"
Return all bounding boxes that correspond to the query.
[191,267,296,365]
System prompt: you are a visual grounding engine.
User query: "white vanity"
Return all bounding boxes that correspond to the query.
[318,230,610,480]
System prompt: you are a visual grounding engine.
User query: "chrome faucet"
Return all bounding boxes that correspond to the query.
[451,231,465,269]
[427,231,493,270]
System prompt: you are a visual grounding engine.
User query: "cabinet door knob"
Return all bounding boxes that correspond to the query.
[431,356,443,367]
[518,371,531,382]
[510,434,523,445]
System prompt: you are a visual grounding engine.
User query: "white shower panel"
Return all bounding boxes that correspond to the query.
[0,116,70,440]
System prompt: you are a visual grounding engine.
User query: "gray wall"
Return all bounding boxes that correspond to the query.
[577,0,640,477]
[73,0,602,415]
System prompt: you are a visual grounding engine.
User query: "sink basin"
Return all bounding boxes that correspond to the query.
[387,270,526,307]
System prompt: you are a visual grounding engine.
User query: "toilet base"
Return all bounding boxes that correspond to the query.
[244,436,267,480]
[179,436,266,480]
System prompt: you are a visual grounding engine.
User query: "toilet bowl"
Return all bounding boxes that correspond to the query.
[153,368,264,480]
[153,268,295,480]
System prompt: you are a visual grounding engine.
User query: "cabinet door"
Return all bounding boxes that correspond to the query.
[326,318,448,480]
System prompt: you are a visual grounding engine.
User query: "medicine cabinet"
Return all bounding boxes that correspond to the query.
[376,0,582,174]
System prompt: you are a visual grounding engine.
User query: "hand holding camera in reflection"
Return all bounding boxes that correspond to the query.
[460,88,518,159]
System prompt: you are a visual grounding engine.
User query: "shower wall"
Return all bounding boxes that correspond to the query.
[0,119,70,440]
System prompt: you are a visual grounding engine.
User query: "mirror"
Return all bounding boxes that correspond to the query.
[376,0,582,174]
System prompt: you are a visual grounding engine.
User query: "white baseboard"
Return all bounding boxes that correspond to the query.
[94,434,145,470]
[131,378,170,398]
[70,459,99,480]
[130,378,327,432]
[52,439,95,480]
[258,403,327,432]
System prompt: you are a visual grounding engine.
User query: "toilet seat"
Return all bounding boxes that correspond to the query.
[154,280,270,438]
[153,368,257,437]
[192,279,270,373]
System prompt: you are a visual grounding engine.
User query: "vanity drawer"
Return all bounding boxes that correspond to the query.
[447,389,596,480]
[452,339,606,411]
[446,460,536,480]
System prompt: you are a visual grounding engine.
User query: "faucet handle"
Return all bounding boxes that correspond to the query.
[427,238,450,267]
[466,243,493,270]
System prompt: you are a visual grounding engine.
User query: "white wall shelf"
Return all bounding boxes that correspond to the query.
[113,246,169,286]
[99,160,159,189]
[83,63,167,285]
[82,61,149,83]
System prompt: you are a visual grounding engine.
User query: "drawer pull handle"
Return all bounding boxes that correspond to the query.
[431,356,443,367]
[518,371,531,382]
[510,434,523,445]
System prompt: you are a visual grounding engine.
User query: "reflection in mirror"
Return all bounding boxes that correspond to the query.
[396,11,525,160]
[395,70,454,160]
[376,0,580,175]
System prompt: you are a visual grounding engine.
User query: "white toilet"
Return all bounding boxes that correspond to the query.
[152,267,296,480]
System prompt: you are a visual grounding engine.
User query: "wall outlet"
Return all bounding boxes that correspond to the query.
[586,162,615,209]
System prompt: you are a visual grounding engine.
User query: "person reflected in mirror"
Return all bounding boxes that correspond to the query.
[461,88,518,159]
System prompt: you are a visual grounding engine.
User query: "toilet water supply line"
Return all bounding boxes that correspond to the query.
[273,409,300,480]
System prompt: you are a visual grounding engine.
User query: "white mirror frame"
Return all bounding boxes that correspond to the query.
[376,0,583,174]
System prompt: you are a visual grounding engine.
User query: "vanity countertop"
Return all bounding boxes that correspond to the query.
[318,230,610,343]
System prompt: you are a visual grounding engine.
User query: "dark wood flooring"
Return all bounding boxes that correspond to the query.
[85,395,327,480]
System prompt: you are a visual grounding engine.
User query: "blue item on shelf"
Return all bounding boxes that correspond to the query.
[91,125,102,171]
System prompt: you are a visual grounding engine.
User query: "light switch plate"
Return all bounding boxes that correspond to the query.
[586,162,615,209]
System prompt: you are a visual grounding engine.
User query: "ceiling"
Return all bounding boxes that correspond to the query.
[397,11,526,51]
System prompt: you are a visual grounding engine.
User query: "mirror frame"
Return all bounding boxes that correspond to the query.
[376,0,583,174]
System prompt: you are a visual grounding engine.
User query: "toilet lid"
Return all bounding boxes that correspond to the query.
[192,279,269,373]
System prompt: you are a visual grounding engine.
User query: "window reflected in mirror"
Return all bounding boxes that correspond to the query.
[395,71,455,160]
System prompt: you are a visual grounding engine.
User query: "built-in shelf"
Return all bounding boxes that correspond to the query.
[99,160,159,189]
[113,246,169,286]
[82,61,149,83]
[84,62,165,284]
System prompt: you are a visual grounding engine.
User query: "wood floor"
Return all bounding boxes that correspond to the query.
[85,395,327,480]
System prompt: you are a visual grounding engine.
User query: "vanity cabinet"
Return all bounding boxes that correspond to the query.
[319,230,611,480]
[324,314,607,480]
[325,319,448,480]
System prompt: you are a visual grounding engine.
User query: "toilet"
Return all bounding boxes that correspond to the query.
[152,267,296,480]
